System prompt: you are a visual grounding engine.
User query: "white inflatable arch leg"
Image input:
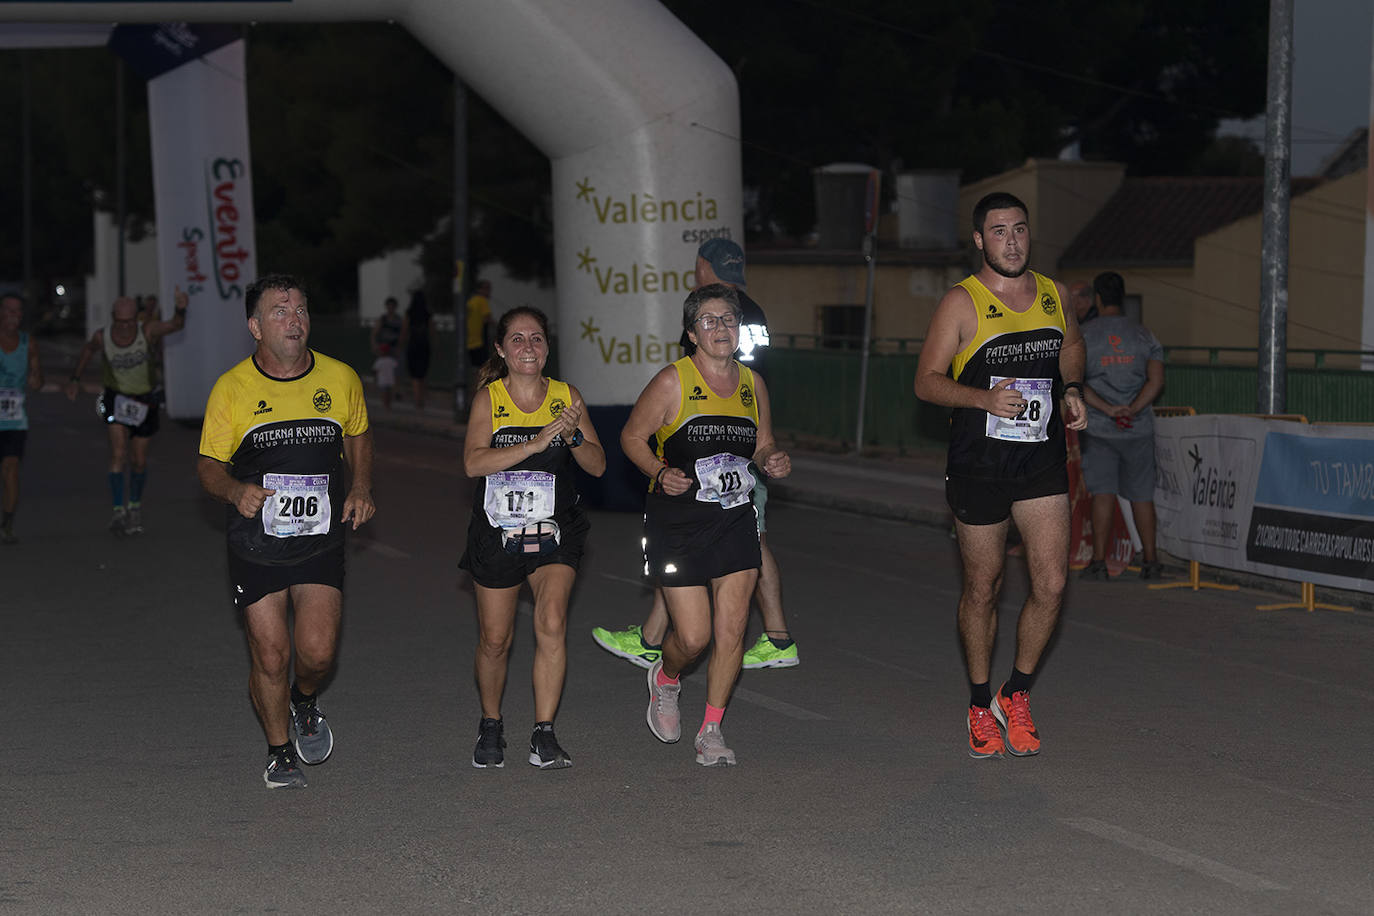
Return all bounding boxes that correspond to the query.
[8,0,740,503]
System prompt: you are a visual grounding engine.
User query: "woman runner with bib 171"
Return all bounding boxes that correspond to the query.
[460,306,605,770]
[620,283,791,767]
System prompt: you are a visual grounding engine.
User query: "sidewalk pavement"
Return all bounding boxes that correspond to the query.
[365,391,1374,612]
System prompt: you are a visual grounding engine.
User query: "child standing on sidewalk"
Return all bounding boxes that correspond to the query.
[373,343,399,410]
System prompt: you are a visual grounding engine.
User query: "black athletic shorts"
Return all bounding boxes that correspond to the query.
[98,388,160,438]
[228,544,345,610]
[643,493,761,588]
[459,504,590,589]
[0,429,25,459]
[945,463,1069,526]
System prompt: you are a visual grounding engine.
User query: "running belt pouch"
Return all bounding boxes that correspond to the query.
[502,519,561,556]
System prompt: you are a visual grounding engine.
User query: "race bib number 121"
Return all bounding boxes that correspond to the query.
[694,453,755,509]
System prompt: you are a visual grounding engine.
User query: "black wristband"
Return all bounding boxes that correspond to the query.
[654,466,667,488]
[1063,381,1084,396]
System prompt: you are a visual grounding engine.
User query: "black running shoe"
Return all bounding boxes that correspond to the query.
[1078,561,1109,581]
[528,722,572,769]
[263,746,307,789]
[473,717,506,768]
[1139,561,1166,580]
[290,698,334,765]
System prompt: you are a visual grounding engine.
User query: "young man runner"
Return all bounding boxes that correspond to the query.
[914,192,1087,758]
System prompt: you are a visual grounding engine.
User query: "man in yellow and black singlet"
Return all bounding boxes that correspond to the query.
[197,273,375,789]
[915,191,1087,760]
[66,291,187,534]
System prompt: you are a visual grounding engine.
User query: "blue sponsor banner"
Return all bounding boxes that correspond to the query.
[1254,432,1374,519]
[108,23,242,80]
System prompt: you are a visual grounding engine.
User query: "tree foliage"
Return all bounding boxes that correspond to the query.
[663,0,1269,238]
[0,5,1268,305]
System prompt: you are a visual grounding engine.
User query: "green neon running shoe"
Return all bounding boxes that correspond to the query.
[591,625,661,669]
[741,633,799,669]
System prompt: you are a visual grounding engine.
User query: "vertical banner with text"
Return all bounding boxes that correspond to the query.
[111,25,256,420]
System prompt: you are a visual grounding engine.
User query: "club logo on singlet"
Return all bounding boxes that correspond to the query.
[253,399,273,416]
[313,388,332,412]
[549,398,567,417]
[986,303,1003,319]
[740,384,753,408]
[494,403,510,418]
[1040,293,1058,316]
[688,385,707,402]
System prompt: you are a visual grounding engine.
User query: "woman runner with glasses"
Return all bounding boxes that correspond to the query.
[619,283,791,767]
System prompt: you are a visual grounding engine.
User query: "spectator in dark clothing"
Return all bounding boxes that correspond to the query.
[402,290,431,411]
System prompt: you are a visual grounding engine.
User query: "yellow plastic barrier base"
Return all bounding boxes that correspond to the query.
[1257,581,1354,613]
[1148,560,1239,592]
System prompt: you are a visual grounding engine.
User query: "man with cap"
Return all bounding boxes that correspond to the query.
[592,238,800,671]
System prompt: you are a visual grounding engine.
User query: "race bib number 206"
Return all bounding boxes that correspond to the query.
[262,473,332,538]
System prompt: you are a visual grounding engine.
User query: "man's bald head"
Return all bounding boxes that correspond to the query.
[112,297,138,322]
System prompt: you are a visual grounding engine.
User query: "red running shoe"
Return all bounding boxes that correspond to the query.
[993,685,1040,756]
[967,705,1005,758]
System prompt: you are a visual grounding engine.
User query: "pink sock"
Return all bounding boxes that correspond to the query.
[701,703,725,729]
[656,667,679,687]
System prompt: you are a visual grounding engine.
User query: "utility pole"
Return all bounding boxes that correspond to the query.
[116,58,127,297]
[1258,0,1293,414]
[453,76,469,418]
[21,51,32,305]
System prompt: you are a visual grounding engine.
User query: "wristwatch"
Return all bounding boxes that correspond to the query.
[568,428,583,448]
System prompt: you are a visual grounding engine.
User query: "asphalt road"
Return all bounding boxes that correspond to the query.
[3,391,1372,914]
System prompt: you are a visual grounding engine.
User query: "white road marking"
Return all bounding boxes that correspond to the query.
[599,572,651,588]
[1066,620,1374,700]
[357,541,411,560]
[789,456,946,490]
[1218,772,1359,814]
[730,686,828,720]
[771,545,944,587]
[1061,817,1288,891]
[831,647,930,679]
[375,452,463,476]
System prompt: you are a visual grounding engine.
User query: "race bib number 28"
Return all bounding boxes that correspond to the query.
[985,377,1052,443]
[262,473,332,538]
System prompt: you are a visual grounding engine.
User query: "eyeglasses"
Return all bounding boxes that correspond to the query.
[694,313,740,330]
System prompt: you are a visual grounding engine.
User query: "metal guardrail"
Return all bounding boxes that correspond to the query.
[305,318,1374,448]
